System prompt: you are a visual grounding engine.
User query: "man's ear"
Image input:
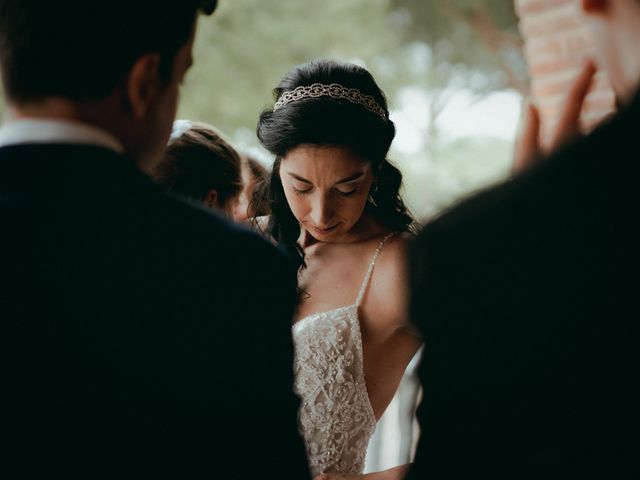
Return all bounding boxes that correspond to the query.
[125,53,162,119]
[581,0,608,14]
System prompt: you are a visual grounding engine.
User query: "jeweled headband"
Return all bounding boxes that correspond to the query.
[273,83,388,121]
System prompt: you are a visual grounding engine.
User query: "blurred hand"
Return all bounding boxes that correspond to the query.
[512,60,598,174]
[512,100,541,174]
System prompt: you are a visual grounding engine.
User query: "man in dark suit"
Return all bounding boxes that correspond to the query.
[0,1,309,478]
[408,0,639,477]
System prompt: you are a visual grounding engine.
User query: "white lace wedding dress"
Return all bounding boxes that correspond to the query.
[292,233,395,476]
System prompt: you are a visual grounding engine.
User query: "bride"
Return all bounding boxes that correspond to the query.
[253,60,423,480]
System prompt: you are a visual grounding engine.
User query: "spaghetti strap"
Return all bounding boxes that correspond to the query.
[355,232,397,307]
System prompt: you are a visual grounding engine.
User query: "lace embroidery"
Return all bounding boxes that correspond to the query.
[292,233,395,476]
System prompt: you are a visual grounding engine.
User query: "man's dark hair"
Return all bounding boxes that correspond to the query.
[0,0,216,103]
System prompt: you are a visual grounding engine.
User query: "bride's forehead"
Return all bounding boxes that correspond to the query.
[283,145,370,172]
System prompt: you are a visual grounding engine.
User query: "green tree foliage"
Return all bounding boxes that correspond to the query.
[179,0,399,135]
[391,0,527,94]
[399,135,512,220]
[1,0,525,141]
[0,1,522,220]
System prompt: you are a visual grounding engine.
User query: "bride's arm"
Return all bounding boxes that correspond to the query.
[361,233,423,419]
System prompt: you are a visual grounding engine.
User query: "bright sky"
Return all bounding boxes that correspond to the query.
[392,87,523,155]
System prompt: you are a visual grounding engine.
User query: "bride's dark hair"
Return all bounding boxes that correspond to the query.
[252,59,416,268]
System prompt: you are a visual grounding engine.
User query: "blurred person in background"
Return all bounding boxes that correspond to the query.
[233,153,271,221]
[245,154,271,217]
[152,119,244,218]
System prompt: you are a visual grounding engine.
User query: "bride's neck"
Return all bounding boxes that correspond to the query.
[298,214,388,250]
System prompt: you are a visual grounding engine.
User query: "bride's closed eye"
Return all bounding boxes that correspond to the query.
[334,178,362,197]
[335,187,357,196]
[292,186,358,197]
[292,185,313,195]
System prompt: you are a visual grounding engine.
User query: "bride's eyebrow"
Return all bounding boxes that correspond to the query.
[335,172,364,185]
[287,172,312,184]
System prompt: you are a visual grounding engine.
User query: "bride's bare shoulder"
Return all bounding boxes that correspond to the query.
[364,232,414,327]
[375,232,411,274]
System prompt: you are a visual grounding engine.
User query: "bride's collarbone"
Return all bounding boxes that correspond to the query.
[298,235,398,309]
[298,260,363,300]
[302,238,382,276]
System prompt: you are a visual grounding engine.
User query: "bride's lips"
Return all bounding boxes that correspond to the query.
[309,223,339,235]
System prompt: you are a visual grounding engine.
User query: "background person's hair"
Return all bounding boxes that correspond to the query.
[253,59,416,268]
[0,0,215,103]
[246,155,269,186]
[152,122,243,210]
[244,155,271,218]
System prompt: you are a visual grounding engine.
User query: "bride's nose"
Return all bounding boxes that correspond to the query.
[310,194,334,226]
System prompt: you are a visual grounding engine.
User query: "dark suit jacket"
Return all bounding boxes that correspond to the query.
[0,144,310,479]
[408,92,639,478]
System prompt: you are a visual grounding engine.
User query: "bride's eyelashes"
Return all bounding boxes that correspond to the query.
[336,187,358,197]
[291,186,359,197]
[292,186,313,196]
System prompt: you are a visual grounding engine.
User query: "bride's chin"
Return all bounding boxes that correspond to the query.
[302,228,339,244]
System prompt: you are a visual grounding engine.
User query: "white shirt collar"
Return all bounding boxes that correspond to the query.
[0,118,125,154]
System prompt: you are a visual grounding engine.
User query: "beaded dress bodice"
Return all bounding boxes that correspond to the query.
[292,233,395,476]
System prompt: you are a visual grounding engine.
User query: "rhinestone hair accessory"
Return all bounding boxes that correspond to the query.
[273,83,388,121]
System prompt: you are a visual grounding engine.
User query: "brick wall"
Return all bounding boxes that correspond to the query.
[515,0,616,146]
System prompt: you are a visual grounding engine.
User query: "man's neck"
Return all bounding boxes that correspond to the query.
[7,97,99,124]
[1,99,125,154]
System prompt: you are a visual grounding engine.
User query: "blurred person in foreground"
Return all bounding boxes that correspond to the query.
[408,0,639,478]
[0,1,309,478]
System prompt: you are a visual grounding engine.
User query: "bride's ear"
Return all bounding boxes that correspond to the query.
[124,53,162,119]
